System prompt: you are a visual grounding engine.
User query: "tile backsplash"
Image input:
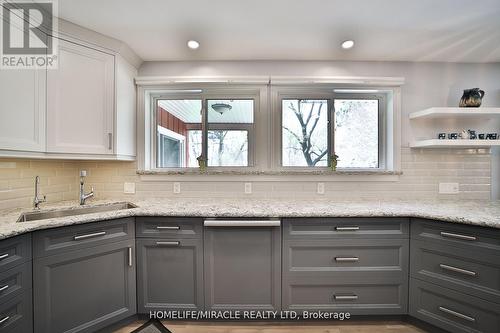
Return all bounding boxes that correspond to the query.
[0,147,491,210]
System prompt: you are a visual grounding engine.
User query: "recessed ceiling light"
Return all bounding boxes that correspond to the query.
[341,40,355,49]
[187,40,200,49]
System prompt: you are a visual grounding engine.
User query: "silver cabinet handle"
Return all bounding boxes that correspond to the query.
[128,247,133,267]
[439,264,477,277]
[335,257,359,262]
[0,285,8,292]
[334,295,358,301]
[335,226,360,231]
[74,231,106,241]
[0,316,9,325]
[438,306,476,322]
[0,254,8,260]
[204,220,281,227]
[440,231,476,241]
[108,133,113,150]
[156,241,180,246]
[156,226,180,230]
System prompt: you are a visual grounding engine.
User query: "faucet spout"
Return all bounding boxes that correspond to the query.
[33,176,47,210]
[79,171,94,205]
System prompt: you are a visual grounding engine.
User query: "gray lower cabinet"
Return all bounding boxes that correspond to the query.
[0,234,32,333]
[282,218,409,315]
[410,278,500,333]
[136,238,203,313]
[33,239,136,333]
[204,225,281,311]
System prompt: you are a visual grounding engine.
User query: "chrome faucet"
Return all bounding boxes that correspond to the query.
[33,176,46,210]
[79,170,94,205]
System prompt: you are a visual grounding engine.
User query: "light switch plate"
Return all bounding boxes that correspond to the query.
[439,182,459,194]
[317,182,325,195]
[173,182,181,194]
[244,183,252,194]
[123,182,136,194]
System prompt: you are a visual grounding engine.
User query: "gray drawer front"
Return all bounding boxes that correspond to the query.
[284,238,408,275]
[0,291,33,333]
[411,239,500,304]
[284,218,409,239]
[0,262,31,304]
[283,278,407,315]
[411,218,500,254]
[33,218,134,258]
[0,234,31,273]
[136,217,202,239]
[136,238,203,313]
[410,278,500,333]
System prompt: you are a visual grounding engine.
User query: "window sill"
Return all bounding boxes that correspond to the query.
[137,169,402,182]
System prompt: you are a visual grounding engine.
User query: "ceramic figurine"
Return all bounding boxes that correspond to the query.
[479,134,486,139]
[438,133,446,139]
[467,129,477,140]
[448,133,458,140]
[460,130,470,139]
[459,88,485,107]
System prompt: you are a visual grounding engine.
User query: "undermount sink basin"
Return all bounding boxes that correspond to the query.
[17,202,138,222]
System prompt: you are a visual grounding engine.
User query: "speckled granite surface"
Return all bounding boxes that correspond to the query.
[0,199,499,240]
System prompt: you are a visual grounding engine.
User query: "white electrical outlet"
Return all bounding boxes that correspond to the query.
[244,183,252,194]
[123,182,136,194]
[173,182,181,194]
[439,182,459,194]
[317,182,325,195]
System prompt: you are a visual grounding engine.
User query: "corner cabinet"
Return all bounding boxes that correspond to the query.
[47,39,114,155]
[33,219,136,333]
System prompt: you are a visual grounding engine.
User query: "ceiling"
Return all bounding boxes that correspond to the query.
[59,0,500,63]
[158,100,254,124]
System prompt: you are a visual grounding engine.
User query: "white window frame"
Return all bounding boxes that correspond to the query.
[270,85,400,172]
[136,78,402,179]
[140,85,263,172]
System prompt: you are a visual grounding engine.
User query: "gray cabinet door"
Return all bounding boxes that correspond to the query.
[136,238,203,313]
[33,239,136,333]
[204,226,281,311]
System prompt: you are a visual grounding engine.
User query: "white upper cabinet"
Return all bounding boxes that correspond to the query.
[0,69,46,152]
[47,39,115,154]
[0,21,46,153]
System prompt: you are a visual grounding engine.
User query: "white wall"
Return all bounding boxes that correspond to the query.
[139,60,500,200]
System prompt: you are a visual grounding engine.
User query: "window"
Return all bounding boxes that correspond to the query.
[279,92,385,169]
[153,93,256,169]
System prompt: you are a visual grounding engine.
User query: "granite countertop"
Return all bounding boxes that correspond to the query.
[0,198,499,240]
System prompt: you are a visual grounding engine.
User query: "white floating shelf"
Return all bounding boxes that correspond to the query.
[410,139,500,148]
[409,107,500,120]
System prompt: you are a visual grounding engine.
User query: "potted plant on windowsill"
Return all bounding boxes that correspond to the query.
[330,154,339,172]
[197,155,207,172]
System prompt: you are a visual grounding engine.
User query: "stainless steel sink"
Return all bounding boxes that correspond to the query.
[17,202,137,222]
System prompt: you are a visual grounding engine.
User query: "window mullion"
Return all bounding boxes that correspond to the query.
[201,97,208,165]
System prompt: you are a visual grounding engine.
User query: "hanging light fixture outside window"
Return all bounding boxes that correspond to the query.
[211,103,232,115]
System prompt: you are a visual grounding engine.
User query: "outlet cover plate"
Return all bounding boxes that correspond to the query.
[317,182,325,195]
[244,183,252,194]
[439,182,459,194]
[123,182,136,194]
[173,182,181,194]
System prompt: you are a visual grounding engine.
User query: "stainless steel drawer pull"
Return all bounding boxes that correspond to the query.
[0,285,8,292]
[334,295,358,301]
[156,226,180,230]
[0,316,9,325]
[74,231,106,241]
[156,241,180,246]
[128,247,133,267]
[335,257,359,262]
[439,264,477,277]
[440,231,476,241]
[0,254,8,260]
[438,306,476,322]
[335,226,360,231]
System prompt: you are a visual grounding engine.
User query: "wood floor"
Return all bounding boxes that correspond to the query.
[113,320,429,333]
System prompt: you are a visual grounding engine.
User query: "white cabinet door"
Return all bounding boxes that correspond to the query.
[47,39,114,154]
[0,70,46,152]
